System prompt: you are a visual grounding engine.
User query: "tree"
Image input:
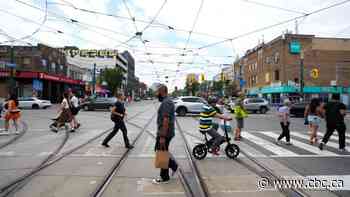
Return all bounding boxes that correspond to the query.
[100,67,124,95]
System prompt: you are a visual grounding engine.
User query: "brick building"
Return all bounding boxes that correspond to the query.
[235,34,350,105]
[0,44,84,102]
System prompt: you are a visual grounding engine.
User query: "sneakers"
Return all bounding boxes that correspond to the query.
[339,148,346,152]
[275,139,281,145]
[319,142,324,150]
[152,178,169,184]
[70,129,75,133]
[102,143,110,148]
[285,141,292,145]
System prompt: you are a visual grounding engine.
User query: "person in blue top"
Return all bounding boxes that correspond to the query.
[199,96,231,155]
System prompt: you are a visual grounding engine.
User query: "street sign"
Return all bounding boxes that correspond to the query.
[310,68,319,79]
[289,41,301,54]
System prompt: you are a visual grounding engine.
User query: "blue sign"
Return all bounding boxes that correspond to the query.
[239,79,246,87]
[289,41,301,54]
[33,79,43,91]
[6,63,16,68]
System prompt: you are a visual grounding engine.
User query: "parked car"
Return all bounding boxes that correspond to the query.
[134,97,141,102]
[243,98,269,114]
[18,97,52,109]
[81,97,117,111]
[174,96,208,116]
[289,102,307,117]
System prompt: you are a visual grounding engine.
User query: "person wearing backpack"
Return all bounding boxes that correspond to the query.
[4,93,21,133]
[69,90,81,130]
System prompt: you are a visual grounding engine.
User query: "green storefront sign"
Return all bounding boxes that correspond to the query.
[289,41,301,54]
[248,85,348,95]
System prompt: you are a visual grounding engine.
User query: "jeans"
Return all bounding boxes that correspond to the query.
[155,136,178,181]
[102,121,130,147]
[278,122,290,142]
[322,123,346,149]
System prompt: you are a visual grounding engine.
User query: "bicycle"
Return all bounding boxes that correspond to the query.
[192,120,240,160]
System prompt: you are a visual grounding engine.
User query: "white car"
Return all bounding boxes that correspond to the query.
[173,96,208,116]
[18,97,52,109]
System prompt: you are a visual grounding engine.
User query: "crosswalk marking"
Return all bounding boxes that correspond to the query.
[263,132,338,156]
[292,132,350,152]
[241,132,298,156]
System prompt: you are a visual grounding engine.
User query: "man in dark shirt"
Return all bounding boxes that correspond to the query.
[153,85,178,184]
[102,93,133,149]
[319,94,347,151]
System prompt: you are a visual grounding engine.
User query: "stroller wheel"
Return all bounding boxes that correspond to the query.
[225,144,240,159]
[192,144,207,160]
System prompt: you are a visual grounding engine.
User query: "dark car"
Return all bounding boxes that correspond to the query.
[81,97,117,111]
[289,102,307,117]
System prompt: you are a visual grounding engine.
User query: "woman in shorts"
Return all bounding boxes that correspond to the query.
[307,98,323,144]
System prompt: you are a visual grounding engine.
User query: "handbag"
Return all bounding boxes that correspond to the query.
[154,150,169,169]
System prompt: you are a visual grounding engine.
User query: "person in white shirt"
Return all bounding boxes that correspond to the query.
[69,90,80,131]
[51,92,74,133]
[276,99,292,145]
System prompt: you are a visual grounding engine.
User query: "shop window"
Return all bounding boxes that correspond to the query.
[23,57,31,65]
[265,73,270,83]
[274,70,280,81]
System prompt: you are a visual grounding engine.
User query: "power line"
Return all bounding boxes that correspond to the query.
[198,0,350,50]
[0,0,48,44]
[241,0,307,15]
[183,0,205,51]
[140,0,167,32]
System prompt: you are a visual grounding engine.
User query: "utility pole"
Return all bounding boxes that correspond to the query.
[9,44,16,95]
[92,63,96,95]
[300,50,304,97]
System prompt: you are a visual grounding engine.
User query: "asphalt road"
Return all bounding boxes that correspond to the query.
[0,101,349,197]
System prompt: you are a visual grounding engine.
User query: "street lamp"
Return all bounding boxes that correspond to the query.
[300,50,304,96]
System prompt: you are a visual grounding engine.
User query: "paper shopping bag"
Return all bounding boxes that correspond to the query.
[154,150,169,169]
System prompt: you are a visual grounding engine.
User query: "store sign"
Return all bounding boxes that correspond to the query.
[63,49,118,58]
[39,73,83,85]
[33,79,43,91]
[310,68,319,79]
[289,41,301,54]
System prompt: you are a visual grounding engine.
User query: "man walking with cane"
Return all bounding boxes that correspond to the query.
[153,85,178,184]
[102,93,133,149]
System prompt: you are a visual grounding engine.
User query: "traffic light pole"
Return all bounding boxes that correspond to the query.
[9,45,16,95]
[300,51,304,97]
[92,63,96,95]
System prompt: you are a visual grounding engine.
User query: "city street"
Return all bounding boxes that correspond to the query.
[0,101,349,197]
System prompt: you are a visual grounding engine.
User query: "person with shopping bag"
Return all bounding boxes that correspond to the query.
[153,85,178,184]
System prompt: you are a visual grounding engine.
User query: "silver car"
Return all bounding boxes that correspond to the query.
[243,98,269,114]
[173,96,208,116]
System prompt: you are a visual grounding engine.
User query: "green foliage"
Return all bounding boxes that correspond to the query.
[100,67,124,95]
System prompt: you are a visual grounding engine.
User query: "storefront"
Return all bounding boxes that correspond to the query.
[0,70,84,102]
[247,85,350,105]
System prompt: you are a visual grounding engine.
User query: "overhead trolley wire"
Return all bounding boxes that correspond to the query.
[241,0,307,15]
[0,0,48,44]
[198,0,350,50]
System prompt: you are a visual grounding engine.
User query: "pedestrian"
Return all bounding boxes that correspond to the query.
[232,99,248,141]
[319,94,347,151]
[50,92,75,133]
[102,93,133,149]
[153,85,178,184]
[4,93,21,134]
[276,99,292,145]
[69,90,81,131]
[305,98,323,144]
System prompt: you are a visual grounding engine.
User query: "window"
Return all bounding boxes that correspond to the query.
[23,57,31,65]
[182,97,201,103]
[265,73,270,83]
[274,70,280,81]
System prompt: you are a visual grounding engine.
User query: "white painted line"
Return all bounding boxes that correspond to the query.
[293,132,350,152]
[241,132,298,156]
[0,151,15,156]
[264,132,338,156]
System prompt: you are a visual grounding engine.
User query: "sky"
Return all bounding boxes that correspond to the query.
[1,0,350,91]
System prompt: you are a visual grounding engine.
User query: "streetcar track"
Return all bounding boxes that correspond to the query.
[179,117,342,197]
[0,106,151,197]
[0,120,28,150]
[91,112,156,197]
